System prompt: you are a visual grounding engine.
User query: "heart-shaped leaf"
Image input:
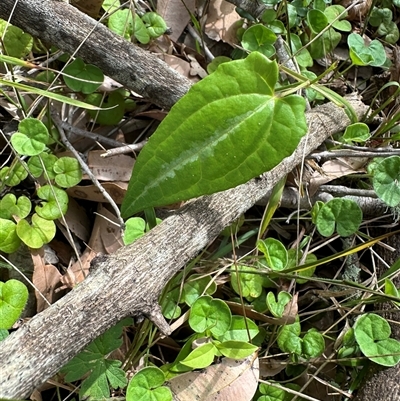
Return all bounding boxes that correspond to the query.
[241,25,277,57]
[0,21,33,58]
[316,198,362,237]
[0,279,28,329]
[27,153,58,179]
[63,58,103,94]
[126,366,172,401]
[266,291,292,318]
[372,156,400,207]
[16,214,56,248]
[354,313,400,366]
[121,52,307,218]
[142,12,167,38]
[53,157,82,188]
[11,118,49,156]
[257,238,288,271]
[0,193,31,219]
[348,33,386,67]
[230,265,264,299]
[0,218,21,253]
[189,296,231,337]
[35,185,69,220]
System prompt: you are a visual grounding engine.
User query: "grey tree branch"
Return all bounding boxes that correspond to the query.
[0,0,191,109]
[0,96,367,399]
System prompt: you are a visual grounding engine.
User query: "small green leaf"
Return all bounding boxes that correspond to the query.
[231,265,264,299]
[354,313,400,367]
[121,52,307,218]
[0,219,21,253]
[316,198,362,237]
[257,238,288,271]
[309,28,341,59]
[142,12,167,38]
[180,342,217,369]
[182,274,217,306]
[63,58,103,94]
[342,122,370,143]
[277,318,302,355]
[108,9,134,40]
[324,5,351,32]
[27,153,58,179]
[123,217,146,245]
[86,90,126,125]
[133,14,150,44]
[242,24,277,57]
[217,340,258,359]
[11,118,49,156]
[302,329,325,358]
[16,214,56,248]
[0,279,28,329]
[189,296,231,337]
[307,9,328,34]
[348,33,386,67]
[127,366,172,401]
[290,34,313,68]
[0,194,31,219]
[53,157,82,188]
[0,21,33,58]
[36,185,69,220]
[266,291,292,318]
[217,315,259,342]
[207,56,232,74]
[0,163,28,187]
[372,156,400,207]
[162,289,182,319]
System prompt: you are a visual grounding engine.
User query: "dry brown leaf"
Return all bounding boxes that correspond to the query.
[157,54,193,80]
[86,150,134,182]
[259,357,287,377]
[309,158,366,196]
[60,248,96,288]
[168,352,259,401]
[31,249,63,312]
[205,0,241,45]
[71,0,104,18]
[67,181,128,204]
[96,204,123,254]
[157,0,196,42]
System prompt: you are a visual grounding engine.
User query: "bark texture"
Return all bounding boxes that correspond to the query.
[0,0,191,109]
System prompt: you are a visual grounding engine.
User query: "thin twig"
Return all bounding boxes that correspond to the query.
[51,109,125,229]
[101,140,148,157]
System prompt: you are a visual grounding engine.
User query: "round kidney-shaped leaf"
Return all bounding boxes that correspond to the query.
[11,118,49,156]
[126,366,172,401]
[36,185,69,220]
[189,296,231,337]
[0,218,21,253]
[16,214,56,248]
[142,12,167,38]
[354,313,400,367]
[372,156,400,207]
[0,279,28,329]
[63,58,103,94]
[316,198,362,237]
[241,24,277,57]
[0,193,31,220]
[54,157,82,188]
[257,238,288,271]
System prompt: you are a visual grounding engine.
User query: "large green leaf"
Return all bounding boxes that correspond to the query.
[121,52,307,217]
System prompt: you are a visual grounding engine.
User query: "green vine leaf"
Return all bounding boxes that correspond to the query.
[121,52,307,218]
[16,214,56,248]
[0,279,28,330]
[371,156,400,207]
[53,157,82,188]
[63,58,103,94]
[0,194,31,220]
[35,185,69,220]
[11,118,49,156]
[0,219,21,253]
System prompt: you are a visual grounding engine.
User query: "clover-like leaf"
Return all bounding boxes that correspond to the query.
[11,118,49,156]
[127,366,172,401]
[86,90,126,126]
[257,238,288,271]
[27,153,58,179]
[277,318,302,355]
[35,185,69,220]
[189,295,231,337]
[309,28,341,59]
[133,14,150,44]
[121,52,307,218]
[142,12,167,38]
[0,21,33,58]
[266,291,292,318]
[348,33,386,67]
[63,58,103,94]
[307,9,328,34]
[0,219,21,253]
[54,157,82,188]
[108,9,134,40]
[342,122,370,143]
[324,5,351,32]
[231,265,264,299]
[372,156,400,207]
[0,163,28,187]
[0,194,31,220]
[242,24,277,57]
[354,313,400,367]
[302,329,325,358]
[316,198,362,237]
[0,279,28,329]
[16,214,56,248]
[182,274,217,306]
